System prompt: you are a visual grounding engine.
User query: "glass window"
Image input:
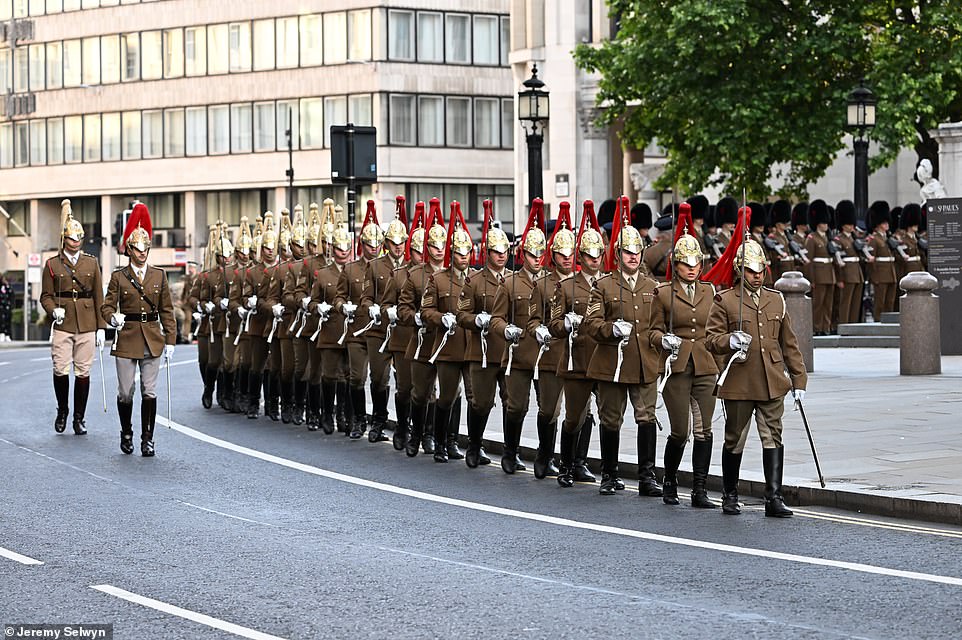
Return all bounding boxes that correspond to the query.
[122,111,141,160]
[122,33,139,81]
[14,122,27,166]
[276,100,298,151]
[207,24,229,75]
[417,11,443,62]
[299,15,321,66]
[28,44,44,91]
[388,10,414,61]
[418,96,443,146]
[29,0,43,13]
[13,0,27,17]
[142,109,163,159]
[348,9,371,61]
[500,17,510,66]
[208,105,229,155]
[13,47,27,93]
[473,15,499,65]
[84,114,101,162]
[446,14,471,64]
[29,119,45,166]
[229,22,251,72]
[47,118,64,165]
[63,39,81,87]
[349,94,372,126]
[81,0,96,8]
[186,106,206,156]
[501,98,513,149]
[141,31,162,80]
[0,1,8,18]
[253,19,274,71]
[82,36,100,85]
[47,0,63,11]
[185,26,206,76]
[323,12,346,64]
[100,0,117,5]
[389,94,415,145]
[230,103,252,153]
[44,42,62,89]
[0,124,12,169]
[164,28,184,78]
[102,112,120,161]
[299,97,323,149]
[253,102,275,152]
[164,108,184,157]
[475,98,499,147]
[447,97,471,147]
[276,17,298,68]
[64,115,82,163]
[324,96,346,147]
[63,0,79,8]
[0,50,9,93]
[101,35,120,84]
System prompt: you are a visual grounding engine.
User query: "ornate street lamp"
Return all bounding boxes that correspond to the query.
[847,81,877,222]
[518,64,550,203]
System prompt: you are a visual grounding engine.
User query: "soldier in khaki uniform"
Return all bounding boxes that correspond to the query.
[267,209,304,423]
[549,227,606,487]
[804,200,836,335]
[867,201,898,317]
[240,213,281,419]
[648,233,719,507]
[40,200,106,435]
[222,219,253,413]
[280,206,312,424]
[186,255,209,392]
[583,221,662,497]
[102,203,176,457]
[766,200,797,282]
[293,203,330,429]
[457,222,509,468]
[202,223,232,409]
[895,203,925,280]
[706,238,807,518]
[260,210,294,421]
[359,205,408,443]
[832,200,864,325]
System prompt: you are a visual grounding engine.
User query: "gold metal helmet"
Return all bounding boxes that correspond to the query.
[214,221,234,258]
[551,227,576,258]
[617,225,644,254]
[486,227,509,253]
[278,209,292,250]
[61,199,84,243]
[733,238,768,273]
[522,228,547,258]
[291,205,307,248]
[236,216,253,255]
[410,228,426,253]
[451,228,473,256]
[579,228,605,259]
[427,223,447,251]
[360,221,385,248]
[331,223,352,252]
[305,202,321,246]
[385,219,408,245]
[126,225,151,253]
[260,211,278,251]
[672,234,702,267]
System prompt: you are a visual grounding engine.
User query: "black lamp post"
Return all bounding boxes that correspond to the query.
[847,81,877,223]
[518,64,550,204]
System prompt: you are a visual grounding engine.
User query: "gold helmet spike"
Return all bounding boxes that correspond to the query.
[672,234,702,268]
[61,199,84,244]
[579,228,605,259]
[451,228,473,257]
[410,228,426,254]
[278,208,293,251]
[551,226,577,258]
[261,210,278,251]
[733,238,768,273]
[306,203,321,246]
[291,204,306,248]
[236,216,253,255]
[486,227,510,253]
[385,219,408,245]
[427,223,447,251]
[617,225,644,255]
[331,223,352,252]
[522,228,547,258]
[214,220,234,258]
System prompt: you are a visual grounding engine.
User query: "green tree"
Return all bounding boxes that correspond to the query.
[574,1,962,199]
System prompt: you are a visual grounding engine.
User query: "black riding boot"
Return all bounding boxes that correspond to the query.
[500,412,523,474]
[216,369,227,408]
[335,381,351,434]
[599,428,621,495]
[446,396,465,460]
[636,422,663,497]
[118,398,134,454]
[266,372,281,421]
[533,414,557,479]
[202,366,217,409]
[433,404,450,463]
[721,448,743,515]
[280,379,294,424]
[422,402,437,454]
[222,371,235,412]
[246,372,262,419]
[368,387,390,443]
[662,435,686,505]
[691,437,717,508]
[53,373,70,432]
[141,396,157,457]
[349,386,367,439]
[465,404,489,468]
[72,376,90,435]
[406,400,425,457]
[572,413,596,482]
[319,381,336,434]
[763,446,793,518]
[292,379,306,425]
[393,393,410,451]
[557,429,577,488]
[305,383,321,431]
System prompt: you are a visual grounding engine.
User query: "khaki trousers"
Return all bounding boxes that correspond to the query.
[598,381,656,432]
[346,342,369,388]
[838,281,863,324]
[468,362,506,414]
[410,360,437,406]
[115,355,161,402]
[293,337,310,381]
[874,282,897,317]
[627,381,657,424]
[723,397,785,454]
[536,371,564,422]
[393,353,413,400]
[505,368,534,416]
[319,348,348,384]
[662,360,715,442]
[279,337,294,382]
[51,329,95,377]
[436,361,471,409]
[561,379,594,434]
[366,335,392,392]
[812,284,834,333]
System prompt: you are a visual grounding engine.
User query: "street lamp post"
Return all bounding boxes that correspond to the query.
[847,81,877,223]
[518,64,550,204]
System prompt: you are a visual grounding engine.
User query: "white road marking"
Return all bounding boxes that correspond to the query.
[0,367,49,384]
[0,361,10,366]
[161,359,199,370]
[176,500,278,527]
[90,584,287,640]
[159,418,962,588]
[0,545,44,566]
[30,356,50,362]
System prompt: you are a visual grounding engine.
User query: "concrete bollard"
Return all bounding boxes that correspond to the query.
[774,271,813,372]
[899,272,941,375]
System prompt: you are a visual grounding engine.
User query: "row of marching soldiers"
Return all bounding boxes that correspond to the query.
[187,194,807,518]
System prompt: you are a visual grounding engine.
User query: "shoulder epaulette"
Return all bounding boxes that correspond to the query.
[655,281,671,289]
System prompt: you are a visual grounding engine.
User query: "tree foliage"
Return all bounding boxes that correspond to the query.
[573,1,962,199]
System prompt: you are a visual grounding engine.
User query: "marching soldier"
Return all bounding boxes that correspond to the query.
[790,202,811,269]
[805,200,836,336]
[223,218,253,413]
[276,206,309,423]
[186,255,209,385]
[706,236,807,517]
[293,202,328,428]
[895,203,925,280]
[833,200,864,325]
[867,201,898,318]
[241,213,280,419]
[648,228,719,507]
[40,199,106,435]
[766,200,796,282]
[261,209,293,421]
[201,222,231,410]
[102,203,176,457]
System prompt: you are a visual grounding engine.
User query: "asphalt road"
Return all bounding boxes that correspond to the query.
[2,345,962,640]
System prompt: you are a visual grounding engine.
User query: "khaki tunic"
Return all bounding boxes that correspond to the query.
[528,270,564,373]
[310,263,347,349]
[647,280,719,376]
[491,270,539,370]
[206,265,229,335]
[456,267,507,365]
[421,268,468,363]
[547,272,599,378]
[383,262,417,355]
[40,252,106,334]
[869,231,897,284]
[642,239,672,282]
[360,254,406,340]
[102,265,176,359]
[293,256,328,338]
[335,259,371,345]
[397,263,440,362]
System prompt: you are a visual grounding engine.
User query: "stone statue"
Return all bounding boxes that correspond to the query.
[629,162,665,193]
[917,159,947,201]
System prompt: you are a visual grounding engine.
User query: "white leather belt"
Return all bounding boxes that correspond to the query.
[906,256,921,262]
[779,257,795,262]
[843,257,859,262]
[876,257,895,262]
[812,257,832,263]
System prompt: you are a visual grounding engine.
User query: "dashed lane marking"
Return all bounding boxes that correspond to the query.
[0,545,44,566]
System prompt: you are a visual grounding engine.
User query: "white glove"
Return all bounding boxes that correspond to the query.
[475,311,492,330]
[219,298,229,310]
[661,333,682,351]
[793,389,806,403]
[301,296,311,310]
[192,311,203,322]
[612,320,633,339]
[318,301,332,318]
[163,345,175,361]
[52,307,66,323]
[95,329,105,348]
[272,303,284,319]
[204,301,215,314]
[237,307,248,319]
[729,331,752,351]
[246,295,258,310]
[342,302,357,319]
[369,304,382,321]
[386,306,398,324]
[441,313,457,331]
[504,324,523,342]
[564,312,582,333]
[110,312,125,328]
[414,312,423,327]
[535,325,551,346]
